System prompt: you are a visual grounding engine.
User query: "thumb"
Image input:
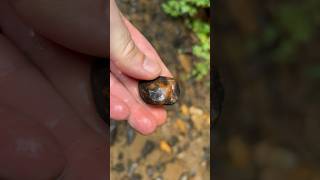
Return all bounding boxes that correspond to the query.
[110,0,161,80]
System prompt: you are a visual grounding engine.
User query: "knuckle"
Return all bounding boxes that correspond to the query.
[119,32,139,60]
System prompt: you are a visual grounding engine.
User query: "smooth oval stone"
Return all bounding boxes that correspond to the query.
[138,76,180,105]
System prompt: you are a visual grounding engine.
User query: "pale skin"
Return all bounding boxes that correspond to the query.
[0,0,169,179]
[109,0,171,134]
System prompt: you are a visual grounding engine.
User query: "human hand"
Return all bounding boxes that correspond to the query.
[0,0,172,179]
[11,0,173,135]
[110,0,172,134]
[0,0,107,179]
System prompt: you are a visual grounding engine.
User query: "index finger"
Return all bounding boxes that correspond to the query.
[122,17,172,77]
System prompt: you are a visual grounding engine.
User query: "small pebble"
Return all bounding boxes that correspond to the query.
[154,176,163,180]
[118,152,124,160]
[130,173,142,180]
[179,172,189,180]
[168,136,179,147]
[126,125,136,145]
[141,140,155,158]
[160,140,172,154]
[112,163,125,173]
[139,76,180,105]
[128,161,138,175]
[146,165,154,177]
[156,163,166,173]
[110,120,118,145]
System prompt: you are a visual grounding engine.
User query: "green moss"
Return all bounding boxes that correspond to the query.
[162,0,210,80]
[162,0,209,17]
[248,0,320,63]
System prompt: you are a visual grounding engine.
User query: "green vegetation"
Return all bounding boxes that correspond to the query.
[251,1,320,60]
[162,0,209,17]
[162,0,210,80]
[247,0,320,78]
[306,65,320,79]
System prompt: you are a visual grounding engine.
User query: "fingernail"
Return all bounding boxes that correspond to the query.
[143,58,160,75]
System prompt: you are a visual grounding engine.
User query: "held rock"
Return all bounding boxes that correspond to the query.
[138,76,180,105]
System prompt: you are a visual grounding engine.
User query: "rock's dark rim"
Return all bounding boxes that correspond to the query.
[138,76,179,105]
[91,59,108,126]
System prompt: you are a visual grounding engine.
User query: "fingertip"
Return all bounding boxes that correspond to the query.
[128,108,157,135]
[110,96,130,120]
[129,117,156,135]
[147,107,167,126]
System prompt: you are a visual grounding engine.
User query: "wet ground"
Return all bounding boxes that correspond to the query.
[110,0,210,179]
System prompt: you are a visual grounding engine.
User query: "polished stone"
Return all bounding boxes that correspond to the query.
[138,76,180,105]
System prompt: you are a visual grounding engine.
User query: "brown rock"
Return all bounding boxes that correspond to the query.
[139,76,180,105]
